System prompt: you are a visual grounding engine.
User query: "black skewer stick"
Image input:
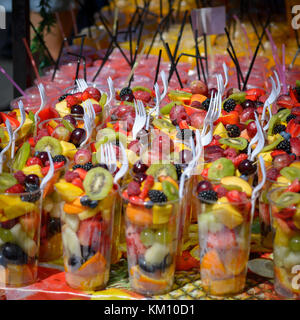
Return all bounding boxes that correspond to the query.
[92,42,114,82]
[242,14,271,91]
[247,12,264,50]
[124,7,139,41]
[30,21,55,65]
[68,52,87,84]
[98,12,131,67]
[160,0,163,18]
[295,28,300,48]
[190,17,207,85]
[154,49,162,86]
[173,10,188,61]
[52,38,67,81]
[227,47,241,90]
[129,24,133,65]
[194,29,201,81]
[224,27,244,84]
[132,21,145,68]
[163,41,183,88]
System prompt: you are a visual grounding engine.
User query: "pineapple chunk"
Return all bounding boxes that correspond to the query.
[153,204,173,225]
[0,195,37,220]
[22,165,43,178]
[60,141,77,158]
[54,180,83,203]
[212,197,243,229]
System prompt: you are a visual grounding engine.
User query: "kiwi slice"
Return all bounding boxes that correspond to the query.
[267,114,281,136]
[208,158,235,180]
[0,173,18,192]
[276,192,300,208]
[12,142,31,171]
[219,137,248,151]
[35,136,63,157]
[168,90,192,99]
[83,167,113,201]
[132,86,152,94]
[162,180,178,201]
[261,135,284,152]
[99,93,107,107]
[160,101,181,115]
[95,128,127,148]
[152,119,176,132]
[147,164,178,181]
[280,167,300,181]
[62,119,75,132]
[277,109,291,122]
[228,92,246,104]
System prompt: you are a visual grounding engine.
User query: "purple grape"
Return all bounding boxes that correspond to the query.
[70,128,86,147]
[25,174,40,190]
[238,159,257,175]
[63,115,77,127]
[179,149,193,164]
[133,161,148,174]
[241,99,255,109]
[197,180,213,193]
[37,152,49,165]
[133,173,147,184]
[71,105,84,115]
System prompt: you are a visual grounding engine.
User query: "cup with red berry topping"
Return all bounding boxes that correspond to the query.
[121,162,180,295]
[55,156,117,290]
[268,186,300,299]
[0,172,42,287]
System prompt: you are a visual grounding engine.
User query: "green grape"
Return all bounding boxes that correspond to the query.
[289,236,300,252]
[140,228,156,246]
[0,228,13,243]
[155,228,172,245]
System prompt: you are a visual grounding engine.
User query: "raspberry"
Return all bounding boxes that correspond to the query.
[214,185,228,198]
[127,181,141,197]
[65,171,80,183]
[14,171,27,185]
[5,184,25,194]
[26,157,43,167]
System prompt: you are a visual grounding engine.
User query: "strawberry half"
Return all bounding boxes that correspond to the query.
[207,228,236,250]
[78,220,103,248]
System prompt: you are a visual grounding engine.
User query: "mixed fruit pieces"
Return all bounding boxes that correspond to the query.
[0,171,41,287]
[122,163,179,295]
[270,187,300,298]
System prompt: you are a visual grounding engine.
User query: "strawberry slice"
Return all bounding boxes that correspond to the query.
[73,168,88,180]
[273,208,296,220]
[66,95,81,108]
[226,190,248,204]
[72,177,84,190]
[286,119,300,137]
[232,153,248,167]
[41,161,65,176]
[246,88,265,97]
[78,219,103,250]
[207,228,236,250]
[287,179,300,193]
[290,137,300,156]
[5,184,25,194]
[125,225,146,257]
[234,104,243,114]
[271,150,288,158]
[26,157,43,167]
[215,111,239,125]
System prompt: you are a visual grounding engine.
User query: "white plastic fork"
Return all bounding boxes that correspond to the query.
[11,100,26,160]
[247,113,265,161]
[34,83,46,130]
[132,100,146,140]
[0,120,13,174]
[40,150,54,196]
[100,143,117,174]
[250,156,266,222]
[146,84,160,131]
[160,70,168,101]
[223,62,229,89]
[76,78,88,92]
[114,142,128,184]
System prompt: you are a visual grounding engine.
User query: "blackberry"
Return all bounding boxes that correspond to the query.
[53,155,67,164]
[176,129,195,141]
[73,164,83,170]
[82,162,93,171]
[223,99,236,113]
[175,164,182,180]
[276,140,291,153]
[197,190,218,204]
[201,99,210,111]
[226,124,240,138]
[286,114,296,123]
[21,191,41,203]
[148,190,168,203]
[273,124,286,134]
[58,93,71,102]
[119,87,134,101]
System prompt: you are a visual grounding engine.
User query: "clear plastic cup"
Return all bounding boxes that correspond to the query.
[121,187,180,296]
[195,191,252,296]
[268,187,300,299]
[0,189,42,287]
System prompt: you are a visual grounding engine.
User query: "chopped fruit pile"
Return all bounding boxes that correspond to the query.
[122,163,179,295]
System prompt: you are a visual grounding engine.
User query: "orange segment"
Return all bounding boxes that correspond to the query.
[201,249,226,279]
[63,203,85,214]
[223,249,248,276]
[190,94,207,104]
[126,204,153,226]
[78,251,106,275]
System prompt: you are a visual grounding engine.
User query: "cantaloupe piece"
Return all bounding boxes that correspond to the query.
[126,204,153,226]
[201,249,226,279]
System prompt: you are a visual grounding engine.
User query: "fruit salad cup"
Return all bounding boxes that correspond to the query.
[55,150,117,290]
[0,172,42,287]
[121,163,180,296]
[195,183,252,296]
[268,187,300,299]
